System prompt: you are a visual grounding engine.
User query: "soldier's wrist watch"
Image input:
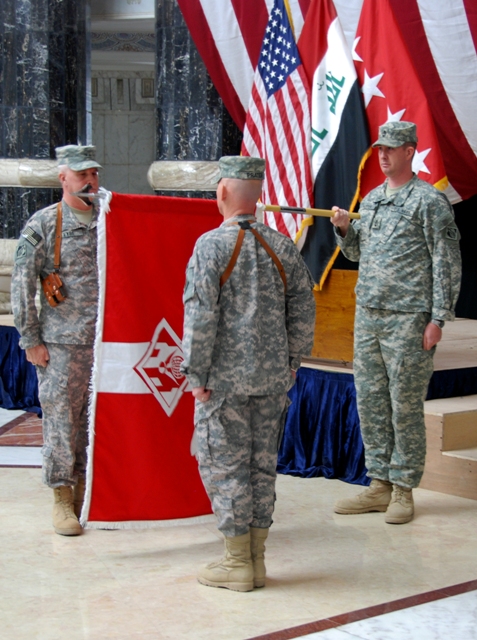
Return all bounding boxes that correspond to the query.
[431,319,445,329]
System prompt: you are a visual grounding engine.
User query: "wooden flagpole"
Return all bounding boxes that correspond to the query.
[264,204,360,219]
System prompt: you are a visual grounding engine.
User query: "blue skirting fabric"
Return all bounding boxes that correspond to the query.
[426,366,477,400]
[0,326,41,415]
[277,367,370,486]
[278,364,477,485]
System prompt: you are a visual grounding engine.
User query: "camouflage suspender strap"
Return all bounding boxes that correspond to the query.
[220,219,287,292]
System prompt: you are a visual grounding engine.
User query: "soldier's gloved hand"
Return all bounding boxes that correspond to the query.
[25,344,50,367]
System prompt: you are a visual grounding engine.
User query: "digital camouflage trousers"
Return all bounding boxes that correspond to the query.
[194,392,290,536]
[37,343,94,488]
[353,306,435,488]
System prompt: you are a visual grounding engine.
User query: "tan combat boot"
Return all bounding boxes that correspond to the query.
[334,479,392,514]
[198,532,254,592]
[385,485,414,524]
[53,486,82,536]
[250,527,269,588]
[74,475,86,519]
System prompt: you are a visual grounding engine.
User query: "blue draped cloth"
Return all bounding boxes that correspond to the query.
[0,325,41,414]
[278,364,477,485]
[278,367,370,485]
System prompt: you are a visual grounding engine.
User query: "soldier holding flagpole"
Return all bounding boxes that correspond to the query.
[330,121,461,524]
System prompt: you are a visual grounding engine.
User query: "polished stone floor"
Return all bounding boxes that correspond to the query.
[1,458,476,639]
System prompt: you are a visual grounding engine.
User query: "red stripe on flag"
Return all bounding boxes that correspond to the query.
[390,0,477,200]
[243,84,267,158]
[230,0,270,68]
[298,0,337,80]
[298,0,312,18]
[462,0,477,52]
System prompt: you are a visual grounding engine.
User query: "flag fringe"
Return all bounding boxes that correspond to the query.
[81,197,110,526]
[294,213,314,247]
[85,514,216,530]
[350,147,373,212]
[434,175,449,192]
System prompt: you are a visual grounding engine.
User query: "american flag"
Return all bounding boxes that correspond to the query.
[177,0,477,203]
[241,0,313,243]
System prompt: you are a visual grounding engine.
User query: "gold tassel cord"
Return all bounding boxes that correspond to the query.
[264,204,361,220]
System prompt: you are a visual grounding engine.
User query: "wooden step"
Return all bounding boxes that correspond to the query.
[420,395,477,500]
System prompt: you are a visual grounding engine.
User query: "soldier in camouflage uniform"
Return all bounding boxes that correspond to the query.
[11,145,101,536]
[330,122,461,524]
[181,156,315,591]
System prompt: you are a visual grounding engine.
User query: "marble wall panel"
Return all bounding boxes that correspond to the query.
[104,114,129,166]
[92,77,110,110]
[111,77,131,111]
[155,0,243,166]
[101,164,129,194]
[0,187,62,238]
[0,0,90,235]
[32,108,51,158]
[128,163,154,195]
[48,32,65,108]
[129,114,155,166]
[92,113,106,166]
[92,70,155,195]
[0,0,15,28]
[131,79,155,111]
[17,109,32,157]
[3,108,18,158]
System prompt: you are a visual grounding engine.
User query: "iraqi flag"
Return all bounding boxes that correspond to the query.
[298,0,369,288]
[354,0,450,200]
[82,193,220,529]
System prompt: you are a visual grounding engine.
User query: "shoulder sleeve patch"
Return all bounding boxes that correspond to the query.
[445,225,460,241]
[21,226,42,247]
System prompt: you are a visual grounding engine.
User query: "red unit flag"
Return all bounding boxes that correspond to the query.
[83,194,221,528]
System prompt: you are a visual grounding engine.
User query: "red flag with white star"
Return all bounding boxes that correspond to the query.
[83,194,220,528]
[354,0,449,199]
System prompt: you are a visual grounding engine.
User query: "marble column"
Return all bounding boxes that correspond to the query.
[154,0,242,197]
[0,0,90,238]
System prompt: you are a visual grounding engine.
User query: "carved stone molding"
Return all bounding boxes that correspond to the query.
[0,160,61,188]
[147,161,219,192]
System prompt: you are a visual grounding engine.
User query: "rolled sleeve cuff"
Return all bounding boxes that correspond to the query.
[185,372,208,389]
[432,308,455,323]
[18,334,42,350]
[289,355,302,371]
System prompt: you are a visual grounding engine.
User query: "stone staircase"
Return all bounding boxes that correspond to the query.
[421,394,477,500]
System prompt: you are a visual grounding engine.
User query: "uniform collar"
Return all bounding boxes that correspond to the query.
[375,174,418,207]
[61,199,99,228]
[221,213,256,227]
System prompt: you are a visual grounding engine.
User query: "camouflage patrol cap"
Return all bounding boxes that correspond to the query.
[216,156,265,181]
[55,145,102,171]
[372,121,418,148]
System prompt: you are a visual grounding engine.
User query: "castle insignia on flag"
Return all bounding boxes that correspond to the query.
[134,319,190,417]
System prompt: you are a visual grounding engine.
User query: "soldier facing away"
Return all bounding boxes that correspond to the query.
[180,156,316,591]
[330,121,461,524]
[12,145,101,536]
